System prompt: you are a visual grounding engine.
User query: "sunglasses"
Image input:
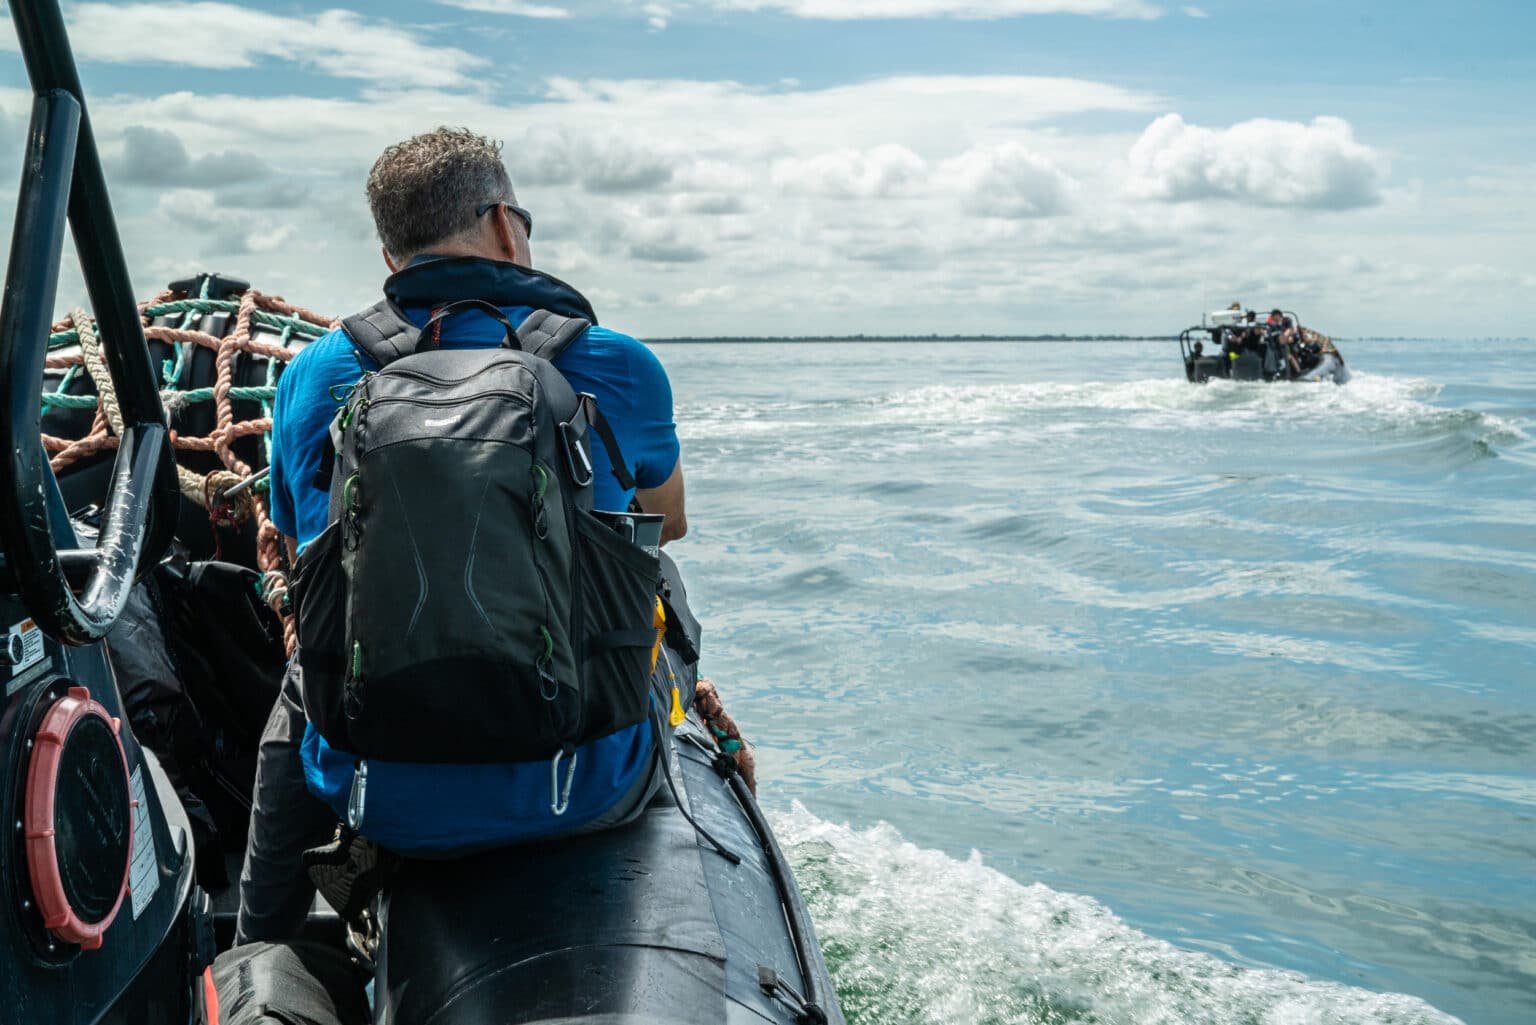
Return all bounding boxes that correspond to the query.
[476,200,533,239]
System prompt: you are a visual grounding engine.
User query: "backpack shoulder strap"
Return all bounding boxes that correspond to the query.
[516,309,591,362]
[341,299,419,368]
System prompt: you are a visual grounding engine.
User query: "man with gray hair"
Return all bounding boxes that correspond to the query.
[236,126,686,943]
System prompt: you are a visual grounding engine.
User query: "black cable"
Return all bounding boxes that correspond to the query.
[712,747,828,1025]
[651,702,741,866]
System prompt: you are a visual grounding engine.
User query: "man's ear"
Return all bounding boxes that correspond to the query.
[490,205,519,262]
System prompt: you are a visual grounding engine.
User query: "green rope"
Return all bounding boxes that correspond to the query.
[42,384,278,411]
[42,294,329,424]
[47,296,328,350]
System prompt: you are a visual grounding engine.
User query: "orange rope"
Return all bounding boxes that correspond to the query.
[694,677,757,795]
[43,286,337,658]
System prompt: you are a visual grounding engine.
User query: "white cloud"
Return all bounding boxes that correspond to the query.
[0,3,487,90]
[1126,113,1387,209]
[704,0,1162,18]
[437,0,572,15]
[676,284,737,307]
[4,65,1520,337]
[114,125,271,187]
[771,144,927,198]
[1181,5,1206,16]
[938,142,1078,218]
[507,130,680,193]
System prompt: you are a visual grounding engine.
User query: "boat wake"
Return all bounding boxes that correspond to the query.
[775,805,1462,1025]
[681,374,1524,460]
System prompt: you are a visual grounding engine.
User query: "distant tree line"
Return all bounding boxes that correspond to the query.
[644,335,1520,344]
[645,333,1166,343]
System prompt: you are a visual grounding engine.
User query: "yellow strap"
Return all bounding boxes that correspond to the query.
[653,597,687,726]
[650,597,666,672]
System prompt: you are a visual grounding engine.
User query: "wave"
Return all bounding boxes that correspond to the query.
[775,805,1461,1025]
[680,375,1525,453]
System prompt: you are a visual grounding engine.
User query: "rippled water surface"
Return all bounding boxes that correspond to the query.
[654,338,1535,1025]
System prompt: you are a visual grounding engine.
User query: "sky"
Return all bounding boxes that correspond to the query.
[1,0,1532,338]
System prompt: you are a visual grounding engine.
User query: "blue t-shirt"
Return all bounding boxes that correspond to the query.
[269,305,679,550]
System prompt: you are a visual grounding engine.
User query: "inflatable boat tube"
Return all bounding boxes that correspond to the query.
[373,554,842,1025]
[1298,352,1350,384]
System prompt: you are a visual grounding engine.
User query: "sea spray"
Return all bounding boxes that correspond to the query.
[773,804,1462,1025]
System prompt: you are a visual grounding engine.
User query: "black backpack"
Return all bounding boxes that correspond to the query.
[291,299,662,767]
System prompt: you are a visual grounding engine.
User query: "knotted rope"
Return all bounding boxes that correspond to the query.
[694,677,757,795]
[43,287,336,656]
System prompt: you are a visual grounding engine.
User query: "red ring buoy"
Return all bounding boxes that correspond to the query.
[22,686,133,950]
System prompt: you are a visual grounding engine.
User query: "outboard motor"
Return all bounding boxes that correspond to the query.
[0,2,204,1021]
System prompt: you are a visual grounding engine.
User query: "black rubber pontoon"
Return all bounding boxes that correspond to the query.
[377,716,841,1025]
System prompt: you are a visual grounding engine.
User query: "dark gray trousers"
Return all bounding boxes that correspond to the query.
[235,662,664,944]
[235,661,336,946]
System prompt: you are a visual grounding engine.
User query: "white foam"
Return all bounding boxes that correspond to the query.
[775,804,1462,1025]
[679,373,1525,454]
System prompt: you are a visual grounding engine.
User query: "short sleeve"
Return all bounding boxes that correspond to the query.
[267,354,302,540]
[625,342,680,490]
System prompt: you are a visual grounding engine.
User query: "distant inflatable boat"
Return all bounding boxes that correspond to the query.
[1179,306,1350,385]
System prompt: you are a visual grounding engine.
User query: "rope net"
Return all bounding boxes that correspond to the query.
[42,284,337,651]
[41,285,759,767]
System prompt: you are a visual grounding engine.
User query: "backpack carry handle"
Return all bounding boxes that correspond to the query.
[419,299,521,352]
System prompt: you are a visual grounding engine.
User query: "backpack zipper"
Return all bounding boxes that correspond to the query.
[366,390,533,410]
[379,363,525,389]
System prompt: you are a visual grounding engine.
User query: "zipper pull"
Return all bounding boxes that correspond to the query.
[345,641,365,719]
[670,685,686,728]
[530,464,549,539]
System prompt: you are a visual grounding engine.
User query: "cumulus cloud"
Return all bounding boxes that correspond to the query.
[0,3,488,90]
[938,142,1078,218]
[629,240,708,262]
[114,125,270,187]
[220,183,314,210]
[771,144,927,198]
[9,66,1501,336]
[1126,113,1386,209]
[704,0,1161,18]
[436,0,571,15]
[152,188,275,257]
[676,193,749,215]
[676,284,736,306]
[507,131,678,193]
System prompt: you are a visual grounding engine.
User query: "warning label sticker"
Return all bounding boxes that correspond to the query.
[8,618,44,677]
[128,768,159,920]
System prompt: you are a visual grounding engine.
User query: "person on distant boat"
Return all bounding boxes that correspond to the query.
[236,127,688,944]
[1277,316,1302,375]
[1220,326,1240,362]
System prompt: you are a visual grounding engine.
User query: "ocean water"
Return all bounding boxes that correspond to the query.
[653,338,1535,1025]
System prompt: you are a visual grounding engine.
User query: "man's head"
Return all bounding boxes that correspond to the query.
[1268,308,1283,321]
[366,127,531,271]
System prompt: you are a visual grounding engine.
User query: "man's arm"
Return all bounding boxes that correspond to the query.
[636,460,686,545]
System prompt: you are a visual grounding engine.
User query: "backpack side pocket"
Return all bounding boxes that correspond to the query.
[291,521,351,747]
[573,510,661,742]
